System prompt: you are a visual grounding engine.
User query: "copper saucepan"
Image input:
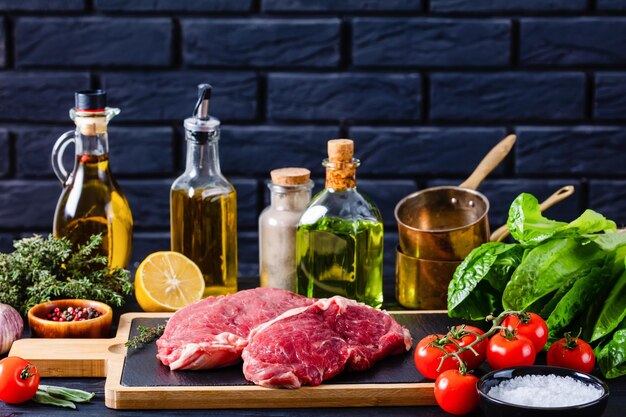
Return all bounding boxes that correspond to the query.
[395,134,516,261]
[395,185,576,309]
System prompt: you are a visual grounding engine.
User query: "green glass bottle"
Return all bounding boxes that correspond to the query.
[296,139,384,308]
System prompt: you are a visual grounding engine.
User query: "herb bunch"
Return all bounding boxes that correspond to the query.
[125,324,166,349]
[0,234,133,315]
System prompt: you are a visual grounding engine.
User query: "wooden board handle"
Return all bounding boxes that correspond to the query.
[9,338,121,377]
[7,313,171,377]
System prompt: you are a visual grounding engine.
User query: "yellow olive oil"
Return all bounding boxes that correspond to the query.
[53,154,133,269]
[170,188,238,297]
[296,218,384,308]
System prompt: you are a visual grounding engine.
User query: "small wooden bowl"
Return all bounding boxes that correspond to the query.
[28,299,113,338]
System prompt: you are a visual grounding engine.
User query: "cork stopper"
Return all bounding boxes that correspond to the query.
[325,138,358,190]
[270,167,311,186]
[328,139,354,163]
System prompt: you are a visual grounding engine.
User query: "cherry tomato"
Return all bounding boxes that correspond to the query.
[414,334,459,380]
[547,332,595,374]
[434,369,479,415]
[0,357,40,404]
[447,325,487,370]
[503,312,548,352]
[487,330,536,370]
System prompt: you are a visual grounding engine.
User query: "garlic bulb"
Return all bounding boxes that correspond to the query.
[0,303,23,354]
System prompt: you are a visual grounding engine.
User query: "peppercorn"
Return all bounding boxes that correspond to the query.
[46,306,102,322]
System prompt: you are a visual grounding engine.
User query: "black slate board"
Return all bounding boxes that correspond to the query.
[121,313,462,388]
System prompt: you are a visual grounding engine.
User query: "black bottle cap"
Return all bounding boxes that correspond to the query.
[75,89,107,111]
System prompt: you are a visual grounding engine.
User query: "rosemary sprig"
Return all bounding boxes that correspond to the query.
[125,324,166,349]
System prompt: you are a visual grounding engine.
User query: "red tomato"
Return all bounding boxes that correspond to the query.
[503,312,548,352]
[447,325,487,370]
[414,334,459,380]
[0,357,40,404]
[487,331,536,370]
[434,369,479,415]
[547,333,595,374]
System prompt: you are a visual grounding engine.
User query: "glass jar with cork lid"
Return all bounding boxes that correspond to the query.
[259,168,313,292]
[295,139,384,308]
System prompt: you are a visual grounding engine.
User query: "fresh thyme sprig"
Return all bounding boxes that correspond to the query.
[0,234,133,315]
[125,324,166,349]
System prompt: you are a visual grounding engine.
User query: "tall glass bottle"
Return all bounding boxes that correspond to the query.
[170,84,238,297]
[296,139,384,308]
[52,90,133,268]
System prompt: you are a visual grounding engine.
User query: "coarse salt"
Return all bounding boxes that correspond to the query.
[487,374,603,408]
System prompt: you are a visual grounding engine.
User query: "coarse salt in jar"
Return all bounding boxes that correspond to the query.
[259,168,313,291]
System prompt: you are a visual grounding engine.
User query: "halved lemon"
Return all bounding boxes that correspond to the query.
[135,251,205,312]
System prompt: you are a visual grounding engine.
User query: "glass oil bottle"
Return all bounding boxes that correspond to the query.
[170,84,238,297]
[296,139,384,308]
[52,90,133,268]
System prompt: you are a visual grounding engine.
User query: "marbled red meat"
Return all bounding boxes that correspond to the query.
[156,288,314,370]
[242,296,413,388]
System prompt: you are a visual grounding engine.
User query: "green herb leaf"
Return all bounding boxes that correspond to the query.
[447,242,523,320]
[38,385,95,403]
[592,269,626,342]
[0,234,133,314]
[33,390,77,409]
[507,193,616,246]
[546,260,613,339]
[597,320,626,379]
[502,238,607,311]
[125,324,166,349]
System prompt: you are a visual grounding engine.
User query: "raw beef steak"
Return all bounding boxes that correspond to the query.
[242,296,413,388]
[156,288,314,370]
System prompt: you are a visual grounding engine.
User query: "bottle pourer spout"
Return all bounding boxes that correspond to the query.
[193,83,212,120]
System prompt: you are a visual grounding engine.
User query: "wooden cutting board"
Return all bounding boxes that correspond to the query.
[9,311,459,410]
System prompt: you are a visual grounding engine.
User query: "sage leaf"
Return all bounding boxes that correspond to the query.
[33,391,76,409]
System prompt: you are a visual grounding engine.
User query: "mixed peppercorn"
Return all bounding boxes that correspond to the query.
[46,307,102,322]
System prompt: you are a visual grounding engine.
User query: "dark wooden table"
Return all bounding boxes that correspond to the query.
[2,287,625,416]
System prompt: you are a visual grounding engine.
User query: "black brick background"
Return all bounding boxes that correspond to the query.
[0,1,625,293]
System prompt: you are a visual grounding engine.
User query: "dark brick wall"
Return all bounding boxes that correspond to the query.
[0,1,625,291]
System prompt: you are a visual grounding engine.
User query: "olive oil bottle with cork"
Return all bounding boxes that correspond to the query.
[296,139,384,308]
[170,84,238,297]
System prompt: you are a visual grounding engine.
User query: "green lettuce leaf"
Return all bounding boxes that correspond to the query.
[597,318,626,379]
[546,259,613,339]
[507,193,616,246]
[502,238,607,311]
[592,268,626,342]
[447,242,523,320]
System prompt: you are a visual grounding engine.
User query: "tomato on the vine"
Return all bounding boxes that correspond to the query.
[447,325,487,370]
[547,332,595,374]
[414,334,459,380]
[502,312,548,352]
[0,357,40,404]
[434,369,479,416]
[487,330,536,370]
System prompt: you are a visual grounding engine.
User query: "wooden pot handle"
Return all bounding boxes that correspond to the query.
[459,134,516,191]
[490,185,576,243]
